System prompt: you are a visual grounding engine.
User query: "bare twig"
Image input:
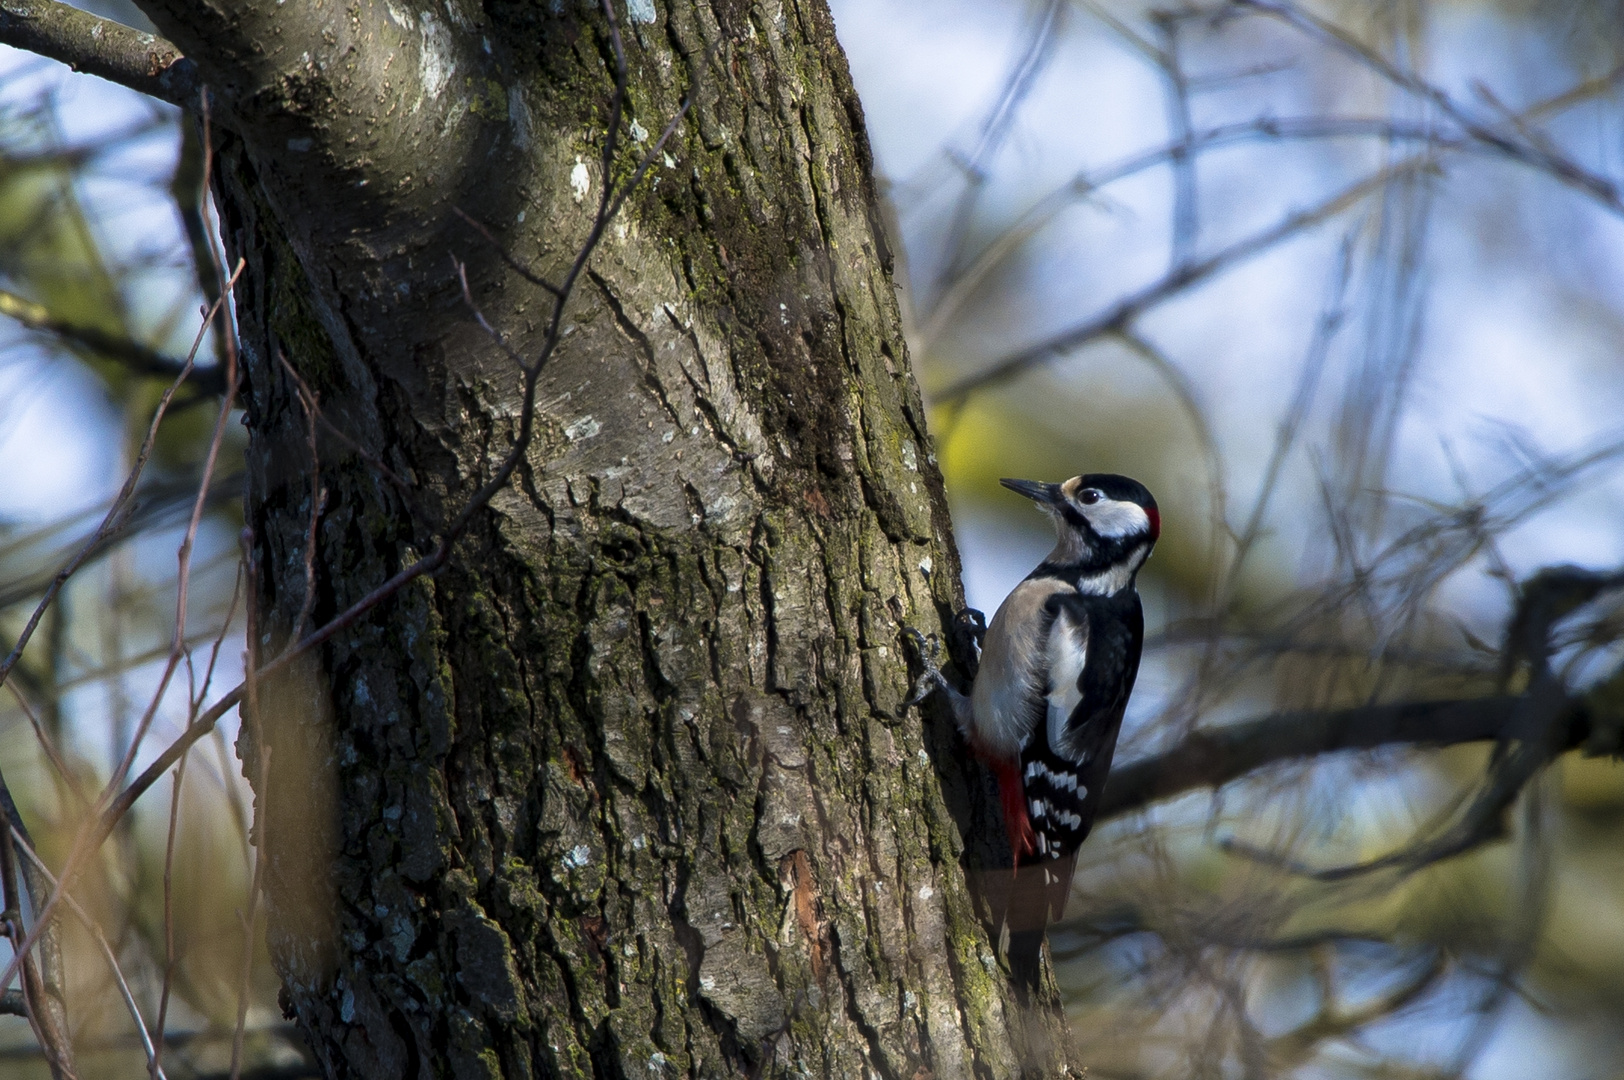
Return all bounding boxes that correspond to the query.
[932,157,1432,403]
[105,268,244,798]
[227,740,267,1080]
[276,351,326,642]
[152,756,188,1080]
[272,351,420,512]
[1114,328,1228,594]
[929,0,1064,300]
[12,831,166,1080]
[0,258,245,1014]
[0,258,244,694]
[1234,0,1624,214]
[0,288,220,391]
[1226,229,1355,589]
[1151,10,1199,270]
[450,207,562,297]
[0,771,73,1079]
[918,58,1624,351]
[7,684,89,812]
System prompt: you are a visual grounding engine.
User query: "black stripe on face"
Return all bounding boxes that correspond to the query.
[1058,503,1092,533]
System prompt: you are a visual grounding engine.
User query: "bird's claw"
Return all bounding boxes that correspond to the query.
[902,627,948,711]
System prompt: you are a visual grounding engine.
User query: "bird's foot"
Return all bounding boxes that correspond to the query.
[903,626,975,738]
[902,627,949,711]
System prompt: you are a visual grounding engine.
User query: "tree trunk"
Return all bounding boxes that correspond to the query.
[131,0,1074,1075]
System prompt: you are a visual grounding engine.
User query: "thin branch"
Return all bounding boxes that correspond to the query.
[227,743,268,1080]
[1114,328,1228,596]
[0,770,72,1079]
[933,156,1432,403]
[918,59,1624,349]
[1266,948,1448,1069]
[0,0,199,107]
[11,831,166,1080]
[6,684,90,812]
[1235,0,1624,214]
[171,109,231,372]
[0,472,243,614]
[0,289,221,391]
[1225,229,1354,587]
[268,355,421,514]
[0,776,69,1075]
[930,0,1064,297]
[0,261,245,1012]
[104,267,243,799]
[276,351,326,642]
[152,755,187,1080]
[0,259,243,694]
[450,207,563,296]
[1151,11,1199,270]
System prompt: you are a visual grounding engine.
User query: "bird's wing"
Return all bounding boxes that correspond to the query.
[1021,591,1143,863]
[1056,590,1143,763]
[971,577,1071,760]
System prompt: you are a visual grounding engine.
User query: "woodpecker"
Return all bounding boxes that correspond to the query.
[910,473,1158,925]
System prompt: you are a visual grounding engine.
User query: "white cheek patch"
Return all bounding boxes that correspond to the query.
[1083,499,1150,539]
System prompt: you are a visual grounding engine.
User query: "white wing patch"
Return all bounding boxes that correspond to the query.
[1045,609,1088,762]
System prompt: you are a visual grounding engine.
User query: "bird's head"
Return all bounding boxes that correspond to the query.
[1001,473,1159,589]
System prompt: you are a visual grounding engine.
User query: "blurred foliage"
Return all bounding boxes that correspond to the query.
[0,51,285,1080]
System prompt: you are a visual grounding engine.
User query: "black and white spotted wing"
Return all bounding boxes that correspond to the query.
[1019,588,1144,865]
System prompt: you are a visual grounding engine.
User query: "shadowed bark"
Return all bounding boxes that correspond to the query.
[106,0,1074,1076]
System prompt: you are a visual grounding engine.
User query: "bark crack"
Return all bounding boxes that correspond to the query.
[588,269,685,429]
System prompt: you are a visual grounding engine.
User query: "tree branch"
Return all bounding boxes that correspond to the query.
[0,0,197,107]
[1098,693,1593,820]
[0,289,221,392]
[932,155,1432,403]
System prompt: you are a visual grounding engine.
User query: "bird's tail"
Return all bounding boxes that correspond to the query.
[978,851,1078,995]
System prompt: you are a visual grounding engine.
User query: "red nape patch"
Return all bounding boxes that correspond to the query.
[1145,505,1161,542]
[989,759,1037,862]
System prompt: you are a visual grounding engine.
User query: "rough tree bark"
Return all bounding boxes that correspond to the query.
[112,0,1073,1076]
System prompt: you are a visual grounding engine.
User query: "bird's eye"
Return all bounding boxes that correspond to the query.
[1078,488,1103,505]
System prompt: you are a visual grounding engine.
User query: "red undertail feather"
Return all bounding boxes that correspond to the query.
[989,758,1037,861]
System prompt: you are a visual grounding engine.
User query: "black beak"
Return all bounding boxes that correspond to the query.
[1000,478,1062,505]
